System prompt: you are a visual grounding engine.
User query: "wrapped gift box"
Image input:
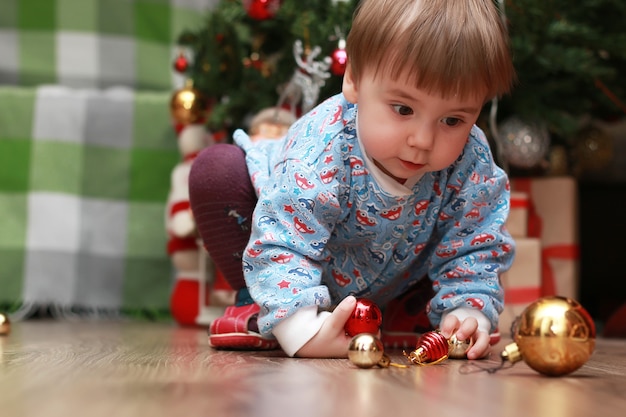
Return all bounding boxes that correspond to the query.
[511,177,580,300]
[499,237,542,335]
[506,191,530,238]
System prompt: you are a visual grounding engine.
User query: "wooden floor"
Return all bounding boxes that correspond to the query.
[1,320,625,417]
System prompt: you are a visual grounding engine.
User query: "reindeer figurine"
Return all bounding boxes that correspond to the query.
[278,39,332,116]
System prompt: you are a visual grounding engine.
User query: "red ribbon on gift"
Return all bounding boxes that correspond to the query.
[512,179,580,297]
[505,286,541,304]
[511,179,542,238]
[510,196,530,209]
[541,244,580,296]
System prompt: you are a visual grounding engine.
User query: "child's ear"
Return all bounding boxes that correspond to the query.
[342,65,358,104]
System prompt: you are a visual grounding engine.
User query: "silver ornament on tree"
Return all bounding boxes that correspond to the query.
[498,116,551,169]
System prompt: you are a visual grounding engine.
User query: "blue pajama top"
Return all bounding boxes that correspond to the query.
[234,93,515,339]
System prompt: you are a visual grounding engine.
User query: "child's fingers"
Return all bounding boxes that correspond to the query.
[439,314,461,339]
[329,295,357,331]
[454,318,479,341]
[465,331,490,359]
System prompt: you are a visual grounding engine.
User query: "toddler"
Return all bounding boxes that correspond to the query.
[189,0,516,359]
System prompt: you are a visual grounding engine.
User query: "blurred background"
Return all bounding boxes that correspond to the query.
[0,0,624,333]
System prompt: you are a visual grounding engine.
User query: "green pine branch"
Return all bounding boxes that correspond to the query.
[177,0,626,143]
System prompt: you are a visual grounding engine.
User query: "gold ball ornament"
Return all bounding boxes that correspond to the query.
[502,296,596,376]
[348,333,384,368]
[572,125,613,175]
[170,83,210,125]
[0,313,10,336]
[448,334,472,359]
[547,145,569,176]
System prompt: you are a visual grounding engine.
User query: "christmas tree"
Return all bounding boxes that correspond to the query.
[174,0,356,133]
[496,0,626,176]
[173,0,626,175]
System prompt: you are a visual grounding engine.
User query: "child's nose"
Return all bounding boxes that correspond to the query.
[407,125,434,150]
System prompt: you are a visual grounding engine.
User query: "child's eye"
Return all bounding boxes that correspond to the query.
[442,117,462,127]
[392,104,413,116]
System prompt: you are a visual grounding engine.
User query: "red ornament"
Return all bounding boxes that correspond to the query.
[244,0,281,20]
[330,41,348,76]
[173,53,189,73]
[404,330,449,365]
[344,298,382,337]
[243,53,264,71]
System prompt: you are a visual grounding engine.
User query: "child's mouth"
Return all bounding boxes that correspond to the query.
[400,160,424,171]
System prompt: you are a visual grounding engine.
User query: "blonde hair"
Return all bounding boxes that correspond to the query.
[346,0,515,101]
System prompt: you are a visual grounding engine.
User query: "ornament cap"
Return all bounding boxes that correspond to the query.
[501,342,523,364]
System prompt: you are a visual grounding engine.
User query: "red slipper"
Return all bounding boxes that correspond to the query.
[209,304,279,350]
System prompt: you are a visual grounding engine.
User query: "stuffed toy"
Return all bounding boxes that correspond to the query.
[247,106,296,142]
[166,123,236,326]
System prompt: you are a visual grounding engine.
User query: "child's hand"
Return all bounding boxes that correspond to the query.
[294,296,357,358]
[440,314,491,360]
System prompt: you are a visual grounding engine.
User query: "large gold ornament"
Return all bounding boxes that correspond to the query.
[0,313,10,336]
[170,81,210,125]
[502,296,596,376]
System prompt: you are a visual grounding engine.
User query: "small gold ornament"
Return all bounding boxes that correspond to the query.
[572,125,613,176]
[448,334,472,359]
[348,334,407,369]
[547,145,569,176]
[502,296,596,376]
[0,313,10,336]
[348,333,384,368]
[170,80,210,125]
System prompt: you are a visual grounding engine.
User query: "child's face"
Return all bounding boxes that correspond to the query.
[342,66,485,182]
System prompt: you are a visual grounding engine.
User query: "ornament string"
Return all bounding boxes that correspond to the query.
[379,354,410,369]
[458,357,514,375]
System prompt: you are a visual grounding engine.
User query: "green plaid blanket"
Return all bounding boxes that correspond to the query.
[0,0,219,318]
[0,0,216,90]
[0,85,181,317]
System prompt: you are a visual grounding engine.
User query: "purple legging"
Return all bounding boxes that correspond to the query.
[188,143,255,292]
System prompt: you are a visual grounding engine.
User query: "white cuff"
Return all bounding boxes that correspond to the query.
[272,305,331,357]
[442,307,491,333]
